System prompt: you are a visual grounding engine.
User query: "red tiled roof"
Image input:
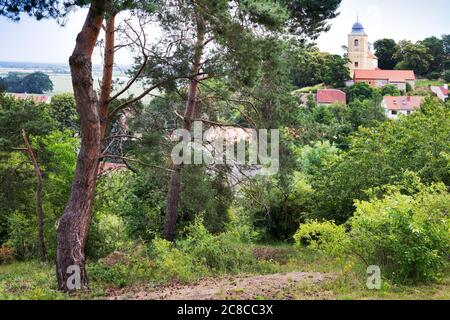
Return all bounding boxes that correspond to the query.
[9,93,51,104]
[98,162,127,175]
[316,89,346,104]
[354,69,415,82]
[383,96,424,111]
[440,87,449,96]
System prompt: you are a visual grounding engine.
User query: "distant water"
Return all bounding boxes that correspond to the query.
[0,63,152,102]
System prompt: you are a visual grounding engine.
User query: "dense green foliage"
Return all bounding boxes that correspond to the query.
[374,35,450,78]
[295,183,450,283]
[310,99,449,223]
[1,0,449,297]
[290,45,350,88]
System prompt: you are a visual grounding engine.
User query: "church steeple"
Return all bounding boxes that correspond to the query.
[349,18,367,36]
[347,18,378,76]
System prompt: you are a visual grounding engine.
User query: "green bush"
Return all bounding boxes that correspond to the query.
[350,183,450,283]
[178,221,256,274]
[406,82,413,93]
[444,70,450,83]
[6,211,37,259]
[0,246,15,264]
[294,184,450,283]
[293,220,349,257]
[150,238,204,282]
[426,72,442,80]
[88,246,156,287]
[86,213,129,260]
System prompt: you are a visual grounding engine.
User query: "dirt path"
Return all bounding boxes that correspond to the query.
[108,272,336,300]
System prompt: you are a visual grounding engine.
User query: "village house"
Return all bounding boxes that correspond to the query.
[354,69,416,91]
[382,96,425,119]
[316,89,347,105]
[8,93,51,104]
[430,84,449,101]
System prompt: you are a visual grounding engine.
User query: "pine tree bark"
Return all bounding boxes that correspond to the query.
[21,129,46,264]
[164,14,205,241]
[56,0,107,292]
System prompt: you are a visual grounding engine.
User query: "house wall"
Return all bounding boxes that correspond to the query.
[430,86,448,101]
[390,82,407,91]
[382,98,415,120]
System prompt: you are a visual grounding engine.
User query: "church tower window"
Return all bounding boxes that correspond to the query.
[355,39,359,47]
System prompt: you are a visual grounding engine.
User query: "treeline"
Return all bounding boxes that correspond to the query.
[289,45,350,88]
[0,72,54,94]
[374,35,450,80]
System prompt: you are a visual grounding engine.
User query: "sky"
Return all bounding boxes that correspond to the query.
[0,0,449,65]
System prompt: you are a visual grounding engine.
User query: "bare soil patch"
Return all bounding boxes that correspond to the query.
[107,272,336,300]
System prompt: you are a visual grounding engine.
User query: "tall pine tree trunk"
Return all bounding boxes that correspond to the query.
[21,129,46,264]
[164,14,205,241]
[56,0,106,292]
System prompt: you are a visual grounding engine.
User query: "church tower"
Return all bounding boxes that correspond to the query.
[347,19,378,76]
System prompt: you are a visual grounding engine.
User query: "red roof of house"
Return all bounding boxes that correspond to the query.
[316,89,346,104]
[383,96,424,111]
[9,93,51,104]
[354,69,416,82]
[439,87,449,96]
[98,162,127,175]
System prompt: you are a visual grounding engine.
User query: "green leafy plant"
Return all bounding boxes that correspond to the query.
[295,184,450,283]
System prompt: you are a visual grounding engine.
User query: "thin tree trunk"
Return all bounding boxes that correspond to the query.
[21,129,46,264]
[164,14,206,241]
[56,0,106,292]
[99,9,116,137]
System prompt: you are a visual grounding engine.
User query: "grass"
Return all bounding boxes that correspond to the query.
[292,83,326,94]
[416,79,449,88]
[0,261,68,300]
[1,245,448,300]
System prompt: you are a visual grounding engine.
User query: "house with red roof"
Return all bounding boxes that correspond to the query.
[9,93,51,104]
[382,96,425,119]
[430,84,448,101]
[97,162,127,176]
[316,89,347,105]
[354,69,416,91]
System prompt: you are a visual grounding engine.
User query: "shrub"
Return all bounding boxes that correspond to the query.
[406,82,413,93]
[349,183,450,283]
[88,246,156,287]
[6,211,37,259]
[426,72,442,80]
[178,221,256,274]
[293,220,349,257]
[86,213,129,260]
[150,238,204,282]
[0,246,15,264]
[295,184,450,283]
[444,70,450,83]
[380,84,401,96]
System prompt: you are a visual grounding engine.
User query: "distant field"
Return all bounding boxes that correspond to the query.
[0,67,151,102]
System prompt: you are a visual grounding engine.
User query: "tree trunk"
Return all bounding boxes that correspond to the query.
[99,9,116,137]
[56,0,106,292]
[164,14,205,241]
[22,129,46,264]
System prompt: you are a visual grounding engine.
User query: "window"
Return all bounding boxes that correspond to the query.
[391,110,398,115]
[355,62,359,68]
[355,39,359,47]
